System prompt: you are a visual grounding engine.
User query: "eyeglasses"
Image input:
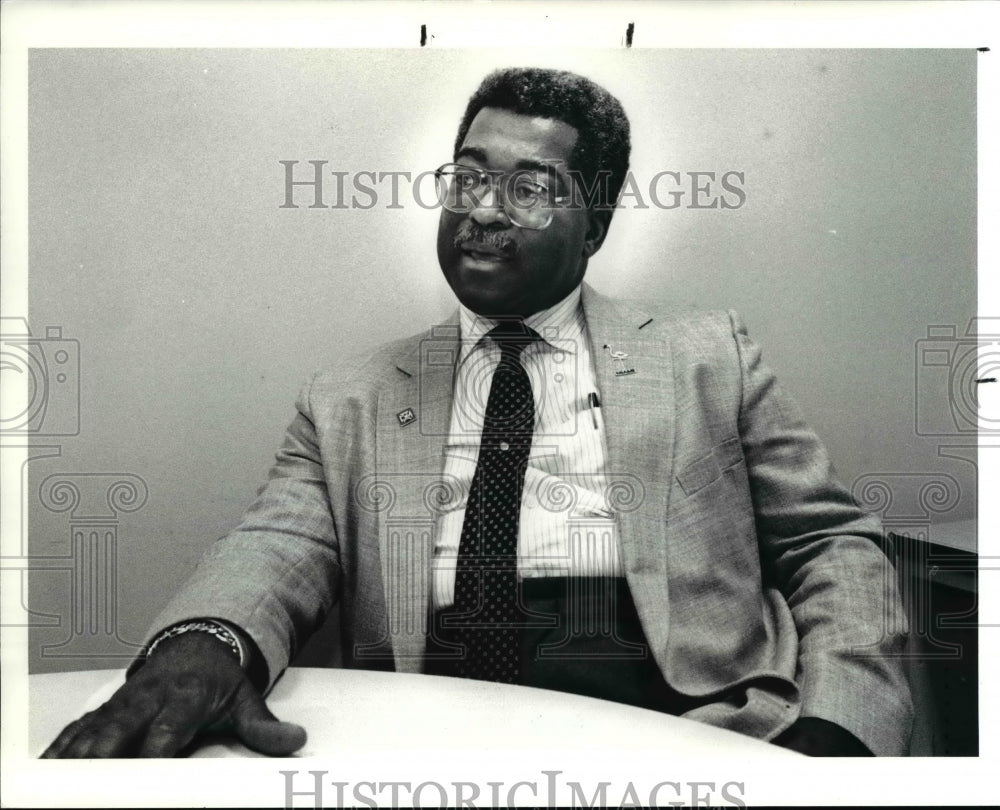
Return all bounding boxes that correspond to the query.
[433,163,569,230]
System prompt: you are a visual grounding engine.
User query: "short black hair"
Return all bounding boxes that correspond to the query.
[454,67,631,212]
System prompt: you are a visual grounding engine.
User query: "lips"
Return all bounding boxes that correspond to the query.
[460,240,514,263]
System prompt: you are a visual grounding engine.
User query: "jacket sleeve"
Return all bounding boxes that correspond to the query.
[730,310,913,755]
[144,372,342,691]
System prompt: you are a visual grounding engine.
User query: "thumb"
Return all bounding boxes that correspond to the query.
[231,688,307,756]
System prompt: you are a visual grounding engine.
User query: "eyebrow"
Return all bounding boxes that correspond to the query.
[455,146,566,184]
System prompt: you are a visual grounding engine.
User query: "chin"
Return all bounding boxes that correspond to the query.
[444,273,520,319]
[456,290,521,319]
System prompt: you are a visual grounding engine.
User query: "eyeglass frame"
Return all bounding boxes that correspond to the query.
[433,162,572,230]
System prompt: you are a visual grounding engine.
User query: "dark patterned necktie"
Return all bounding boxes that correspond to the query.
[448,320,537,682]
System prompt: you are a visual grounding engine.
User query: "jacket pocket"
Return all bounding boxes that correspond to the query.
[676,437,743,497]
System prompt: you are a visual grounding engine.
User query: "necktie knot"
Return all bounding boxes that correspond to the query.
[488,320,540,359]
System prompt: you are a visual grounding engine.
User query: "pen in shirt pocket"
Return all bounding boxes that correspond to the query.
[588,392,601,429]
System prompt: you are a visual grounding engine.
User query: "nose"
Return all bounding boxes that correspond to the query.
[469,180,511,229]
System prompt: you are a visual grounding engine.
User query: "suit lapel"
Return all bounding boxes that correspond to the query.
[582,283,676,650]
[374,319,458,672]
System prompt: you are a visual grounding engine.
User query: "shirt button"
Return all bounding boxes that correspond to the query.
[499,441,510,451]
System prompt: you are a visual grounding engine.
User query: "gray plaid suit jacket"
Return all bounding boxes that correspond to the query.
[151,283,912,755]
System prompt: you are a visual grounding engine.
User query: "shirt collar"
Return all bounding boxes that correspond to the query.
[458,284,585,363]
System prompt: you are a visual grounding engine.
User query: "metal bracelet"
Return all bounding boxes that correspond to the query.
[145,620,246,668]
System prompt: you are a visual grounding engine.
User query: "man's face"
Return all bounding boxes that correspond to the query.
[437,107,606,319]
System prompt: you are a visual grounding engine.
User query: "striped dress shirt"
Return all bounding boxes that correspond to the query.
[431,285,624,609]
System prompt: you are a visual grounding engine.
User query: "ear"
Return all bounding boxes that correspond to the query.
[582,209,611,258]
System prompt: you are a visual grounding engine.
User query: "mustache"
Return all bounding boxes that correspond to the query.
[452,223,519,258]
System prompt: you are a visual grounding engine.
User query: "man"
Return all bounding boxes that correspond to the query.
[43,67,911,759]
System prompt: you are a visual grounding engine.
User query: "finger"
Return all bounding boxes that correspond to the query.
[236,719,308,757]
[42,695,160,759]
[83,677,172,757]
[40,715,90,758]
[136,681,215,758]
[89,720,147,758]
[137,715,205,758]
[62,717,150,759]
[231,690,307,756]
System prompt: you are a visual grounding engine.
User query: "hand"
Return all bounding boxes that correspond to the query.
[41,631,307,758]
[773,717,873,757]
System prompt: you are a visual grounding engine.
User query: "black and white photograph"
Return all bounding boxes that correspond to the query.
[2,2,996,807]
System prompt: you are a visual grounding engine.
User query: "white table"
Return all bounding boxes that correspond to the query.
[30,667,800,759]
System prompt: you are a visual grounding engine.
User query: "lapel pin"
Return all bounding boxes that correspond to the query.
[397,407,416,427]
[603,344,635,376]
